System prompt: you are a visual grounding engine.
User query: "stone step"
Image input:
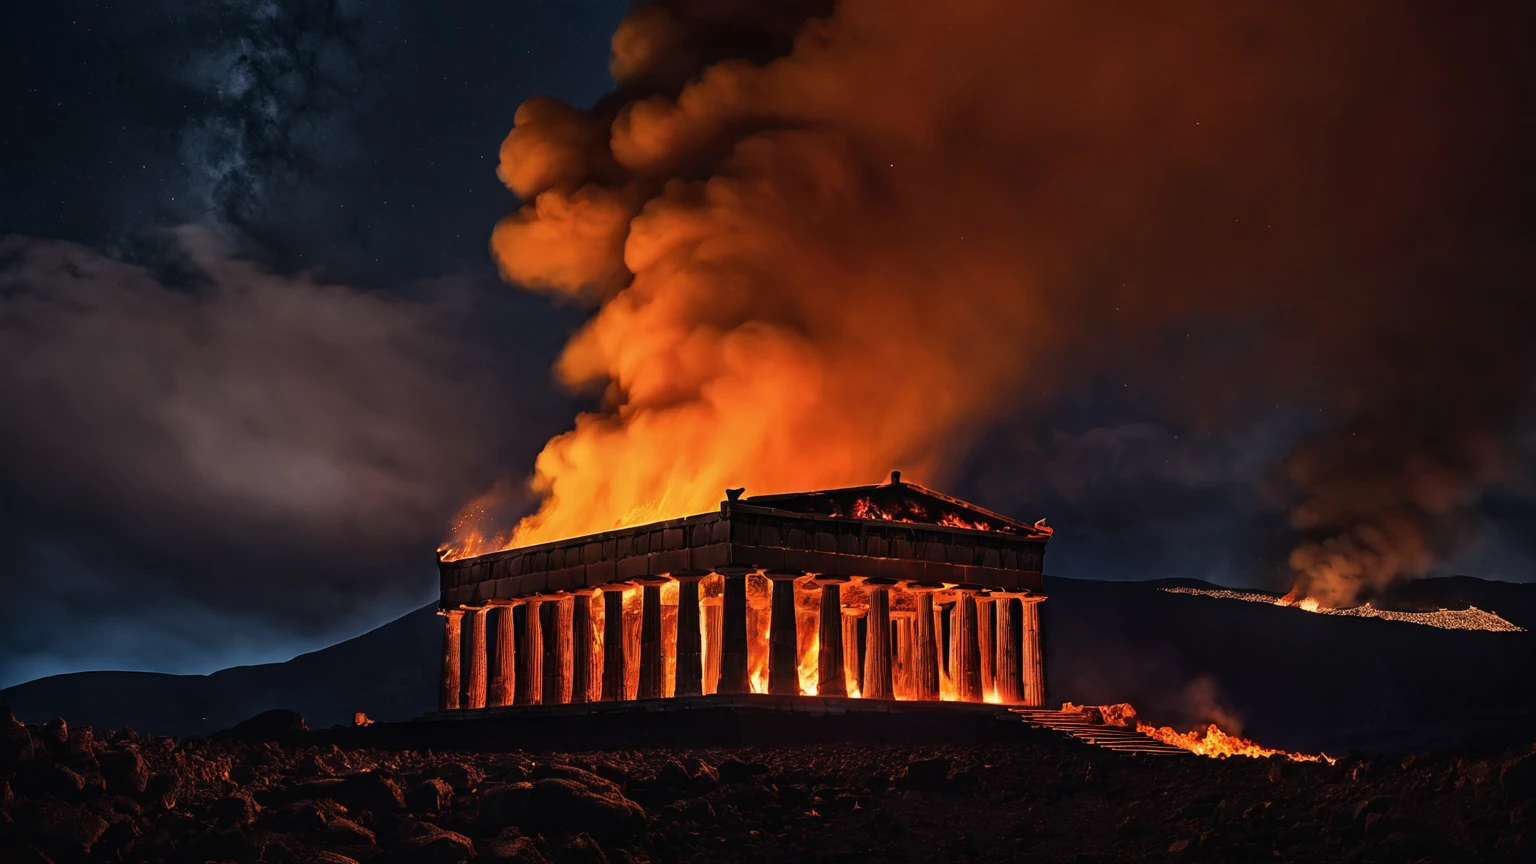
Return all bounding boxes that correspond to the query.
[1004,708,1192,757]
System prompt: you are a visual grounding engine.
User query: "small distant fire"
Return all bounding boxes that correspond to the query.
[1063,702,1336,763]
[1163,587,1524,633]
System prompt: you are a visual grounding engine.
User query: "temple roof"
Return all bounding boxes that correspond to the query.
[438,473,1050,608]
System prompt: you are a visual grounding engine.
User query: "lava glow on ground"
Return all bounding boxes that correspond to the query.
[1161,587,1524,633]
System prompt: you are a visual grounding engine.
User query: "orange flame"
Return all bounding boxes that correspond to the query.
[1137,723,1336,763]
[1062,702,1334,763]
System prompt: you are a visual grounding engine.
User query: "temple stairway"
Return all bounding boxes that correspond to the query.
[1007,708,1192,756]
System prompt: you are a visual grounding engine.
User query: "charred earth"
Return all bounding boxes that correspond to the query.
[1,706,1533,863]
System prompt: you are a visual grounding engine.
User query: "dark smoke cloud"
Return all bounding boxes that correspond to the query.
[470,0,1536,602]
[0,227,529,685]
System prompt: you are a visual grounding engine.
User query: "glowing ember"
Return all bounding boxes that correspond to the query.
[845,496,1017,534]
[1063,702,1335,763]
[1162,587,1525,632]
[850,497,923,523]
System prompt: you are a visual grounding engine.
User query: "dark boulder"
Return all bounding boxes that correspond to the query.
[717,760,769,785]
[407,777,454,813]
[532,763,624,797]
[481,782,534,829]
[556,833,609,864]
[330,771,405,814]
[1,706,36,773]
[214,709,308,741]
[430,761,484,792]
[98,748,149,795]
[13,760,85,797]
[900,756,953,792]
[17,799,110,859]
[37,719,69,754]
[144,771,181,811]
[323,816,377,846]
[483,828,548,864]
[378,823,476,864]
[209,791,262,826]
[529,778,645,838]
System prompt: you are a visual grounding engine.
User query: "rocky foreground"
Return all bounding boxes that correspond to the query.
[2,709,1532,863]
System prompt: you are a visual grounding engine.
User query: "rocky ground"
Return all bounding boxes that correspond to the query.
[2,707,1532,863]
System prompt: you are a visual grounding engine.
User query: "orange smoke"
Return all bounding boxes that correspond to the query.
[443,0,1535,604]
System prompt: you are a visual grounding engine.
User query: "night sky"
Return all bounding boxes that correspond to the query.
[2,1,1533,689]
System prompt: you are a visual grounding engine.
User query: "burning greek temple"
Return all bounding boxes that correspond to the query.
[434,473,1050,711]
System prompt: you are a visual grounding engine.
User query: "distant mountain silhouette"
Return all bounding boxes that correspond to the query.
[0,602,440,737]
[2,576,1531,753]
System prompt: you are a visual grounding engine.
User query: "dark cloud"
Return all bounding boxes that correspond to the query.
[0,0,624,685]
[0,227,530,684]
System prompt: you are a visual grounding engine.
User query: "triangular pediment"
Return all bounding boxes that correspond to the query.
[741,475,1050,538]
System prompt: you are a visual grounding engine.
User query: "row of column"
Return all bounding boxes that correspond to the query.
[439,572,1045,710]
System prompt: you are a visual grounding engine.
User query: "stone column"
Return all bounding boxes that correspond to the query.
[540,596,567,705]
[955,590,984,702]
[637,578,668,700]
[842,605,866,696]
[557,595,575,703]
[1021,596,1046,707]
[976,593,996,701]
[464,607,489,709]
[717,569,752,694]
[673,573,705,697]
[600,585,628,701]
[767,570,802,695]
[703,597,723,695]
[489,604,516,707]
[995,594,1023,704]
[515,598,543,705]
[862,578,895,699]
[814,575,849,696]
[439,609,463,711]
[904,583,941,700]
[892,611,915,700]
[570,593,594,704]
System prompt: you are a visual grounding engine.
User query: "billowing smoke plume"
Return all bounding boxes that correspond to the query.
[454,0,1536,604]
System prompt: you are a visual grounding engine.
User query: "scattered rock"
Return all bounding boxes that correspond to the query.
[717,760,769,785]
[432,761,485,792]
[18,800,110,858]
[1352,796,1398,821]
[534,762,624,797]
[145,771,181,810]
[380,824,477,864]
[530,778,646,838]
[483,828,548,864]
[901,756,952,791]
[210,791,262,826]
[13,760,85,797]
[408,777,455,812]
[38,718,69,753]
[481,782,534,828]
[557,832,610,864]
[324,816,377,846]
[329,771,406,814]
[98,747,149,795]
